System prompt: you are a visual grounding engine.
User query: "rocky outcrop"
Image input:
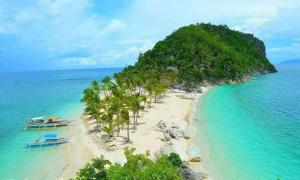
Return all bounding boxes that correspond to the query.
[181,163,208,180]
[189,156,201,162]
[156,121,187,142]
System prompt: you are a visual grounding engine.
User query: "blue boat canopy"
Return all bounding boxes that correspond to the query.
[43,133,58,140]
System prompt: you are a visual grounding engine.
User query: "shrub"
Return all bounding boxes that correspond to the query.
[75,148,183,180]
[75,156,111,180]
[167,152,182,167]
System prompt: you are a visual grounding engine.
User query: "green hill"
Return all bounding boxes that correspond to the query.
[129,23,276,86]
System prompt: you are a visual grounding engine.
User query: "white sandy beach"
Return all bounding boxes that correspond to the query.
[60,88,209,179]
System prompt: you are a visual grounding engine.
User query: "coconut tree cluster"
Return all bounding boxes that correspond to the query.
[81,68,176,143]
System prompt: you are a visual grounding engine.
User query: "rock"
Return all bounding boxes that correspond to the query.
[164,131,172,141]
[181,164,199,180]
[163,127,185,140]
[198,172,209,180]
[171,123,180,129]
[184,135,191,139]
[165,128,178,139]
[182,168,193,179]
[156,121,167,130]
[189,156,201,162]
[160,138,166,142]
[106,144,118,151]
[176,129,185,138]
[157,121,187,141]
[166,141,173,146]
[197,87,203,93]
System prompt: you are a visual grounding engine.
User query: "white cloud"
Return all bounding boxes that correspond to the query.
[0,0,128,66]
[233,18,272,33]
[58,41,155,68]
[1,0,300,68]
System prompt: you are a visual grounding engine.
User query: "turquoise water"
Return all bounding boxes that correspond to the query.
[193,64,300,180]
[0,68,121,179]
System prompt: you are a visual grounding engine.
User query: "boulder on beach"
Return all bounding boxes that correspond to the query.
[163,131,172,141]
[181,163,208,180]
[189,156,201,162]
[157,121,186,141]
[184,135,191,139]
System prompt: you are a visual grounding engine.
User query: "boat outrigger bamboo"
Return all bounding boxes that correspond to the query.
[27,133,68,148]
[24,116,70,130]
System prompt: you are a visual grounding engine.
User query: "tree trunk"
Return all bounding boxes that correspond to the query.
[117,126,120,136]
[149,96,152,107]
[127,123,130,143]
[111,125,115,140]
[133,112,136,130]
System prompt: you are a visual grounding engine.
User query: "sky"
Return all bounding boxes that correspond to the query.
[0,0,300,72]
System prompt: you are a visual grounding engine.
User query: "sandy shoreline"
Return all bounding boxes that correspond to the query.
[58,113,94,179]
[59,88,210,179]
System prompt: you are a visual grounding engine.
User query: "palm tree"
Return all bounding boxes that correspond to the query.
[81,68,172,145]
[91,80,100,98]
[153,83,167,102]
[83,101,103,129]
[140,94,148,108]
[132,75,143,94]
[120,109,130,142]
[101,76,113,98]
[101,112,115,140]
[81,81,105,130]
[144,81,154,107]
[81,88,96,106]
[127,95,141,130]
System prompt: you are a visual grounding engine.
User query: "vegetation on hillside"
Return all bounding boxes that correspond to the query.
[132,23,276,87]
[74,148,183,180]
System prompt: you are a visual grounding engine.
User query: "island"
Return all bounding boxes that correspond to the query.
[71,23,276,179]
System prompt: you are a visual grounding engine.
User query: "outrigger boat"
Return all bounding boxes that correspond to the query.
[24,116,69,129]
[27,133,68,148]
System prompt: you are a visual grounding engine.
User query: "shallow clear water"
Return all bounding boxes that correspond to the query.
[193,65,300,180]
[0,68,121,179]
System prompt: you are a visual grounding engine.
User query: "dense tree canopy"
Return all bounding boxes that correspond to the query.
[128,23,276,86]
[75,148,183,180]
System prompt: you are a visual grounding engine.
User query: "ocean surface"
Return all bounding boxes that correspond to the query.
[0,68,121,179]
[193,64,300,180]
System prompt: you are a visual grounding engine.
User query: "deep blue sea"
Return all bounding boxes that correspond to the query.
[0,68,121,179]
[193,64,300,180]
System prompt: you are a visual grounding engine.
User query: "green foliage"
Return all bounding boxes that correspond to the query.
[75,149,183,180]
[141,155,182,180]
[167,152,182,167]
[133,23,277,85]
[75,156,111,180]
[106,148,182,180]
